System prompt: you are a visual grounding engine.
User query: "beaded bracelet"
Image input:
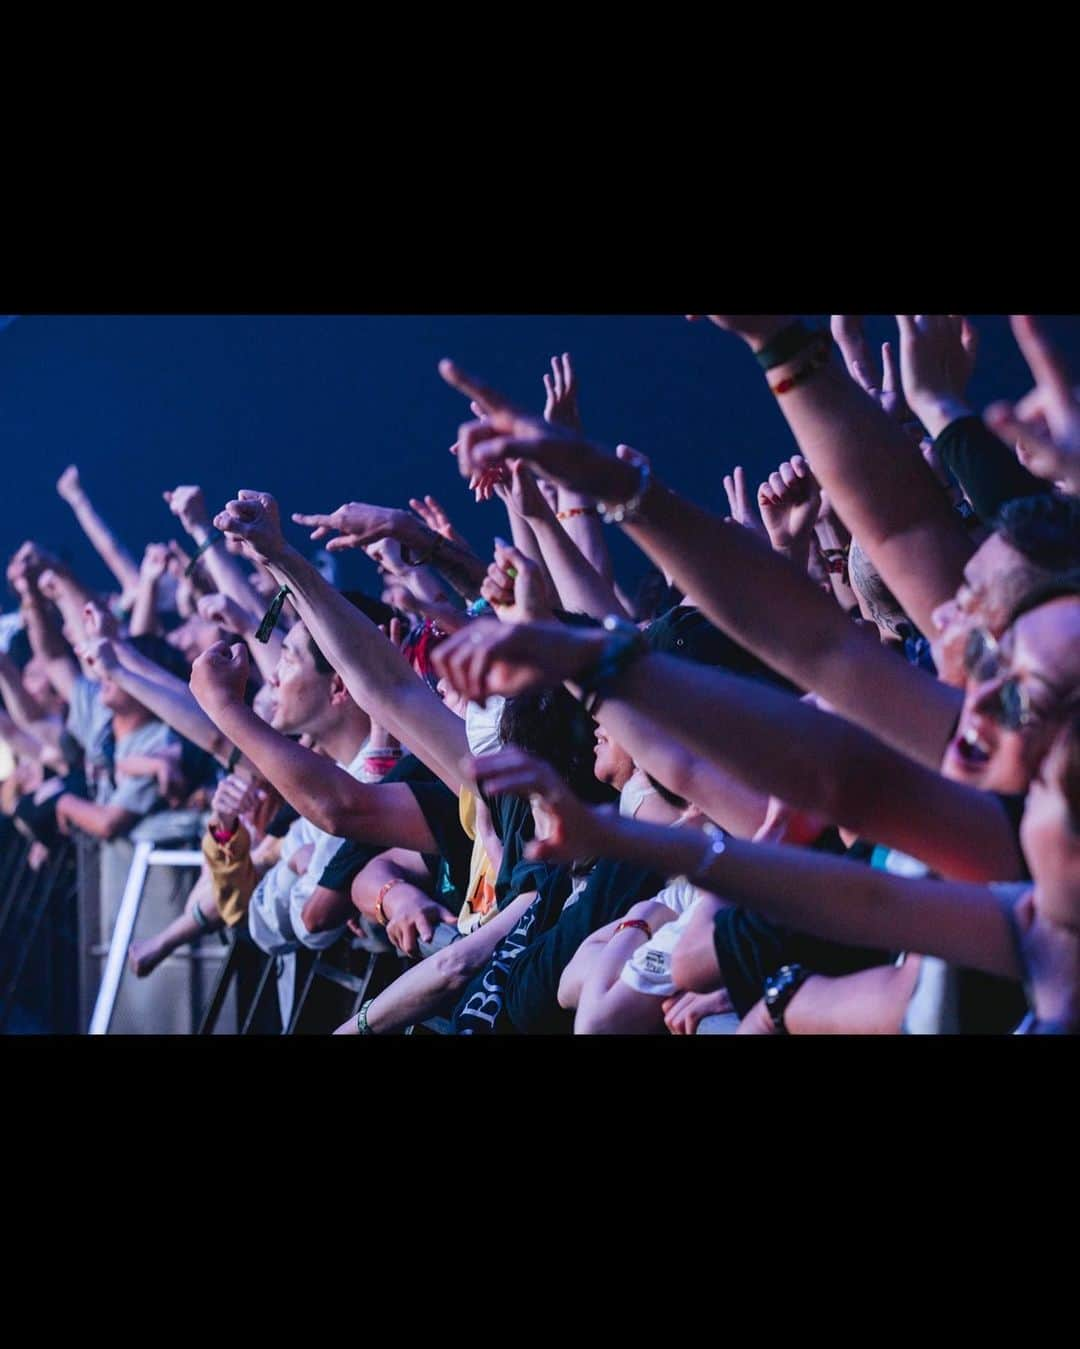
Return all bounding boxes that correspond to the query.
[598,459,652,525]
[375,876,405,927]
[355,998,375,1035]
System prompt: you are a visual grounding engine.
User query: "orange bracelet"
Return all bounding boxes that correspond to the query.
[614,918,652,940]
[557,505,599,522]
[375,877,404,927]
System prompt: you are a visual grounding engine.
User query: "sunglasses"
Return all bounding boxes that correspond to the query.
[962,628,1036,731]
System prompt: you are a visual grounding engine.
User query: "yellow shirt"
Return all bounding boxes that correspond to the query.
[456,787,500,936]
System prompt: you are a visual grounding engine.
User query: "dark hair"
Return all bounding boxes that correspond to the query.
[499,687,615,805]
[1005,572,1080,629]
[130,633,191,683]
[995,494,1080,573]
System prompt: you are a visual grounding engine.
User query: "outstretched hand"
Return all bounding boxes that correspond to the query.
[985,315,1080,494]
[439,359,636,504]
[894,314,978,438]
[291,501,407,552]
[722,465,769,540]
[462,746,613,863]
[542,353,582,433]
[432,617,606,704]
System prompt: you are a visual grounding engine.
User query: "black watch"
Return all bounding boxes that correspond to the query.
[763,964,811,1035]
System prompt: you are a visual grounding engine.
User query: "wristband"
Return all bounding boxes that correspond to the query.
[355,999,376,1035]
[769,332,832,397]
[576,616,648,715]
[467,598,494,618]
[185,531,223,578]
[754,321,813,372]
[763,963,812,1034]
[209,821,239,845]
[614,919,652,941]
[255,585,292,643]
[375,876,405,927]
[598,459,652,526]
[688,823,727,885]
[557,505,599,522]
[226,744,243,772]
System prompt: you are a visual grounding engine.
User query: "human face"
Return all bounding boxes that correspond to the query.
[99,677,142,717]
[269,622,333,736]
[593,726,634,790]
[168,616,226,666]
[930,534,1035,688]
[941,597,1080,793]
[1021,728,1080,927]
[436,675,468,720]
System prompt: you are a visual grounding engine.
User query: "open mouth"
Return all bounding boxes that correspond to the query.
[953,725,992,767]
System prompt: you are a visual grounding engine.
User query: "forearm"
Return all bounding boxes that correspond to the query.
[557,490,614,582]
[744,341,974,637]
[590,696,768,838]
[605,656,1016,879]
[0,654,47,728]
[66,493,142,596]
[502,511,559,612]
[56,793,134,840]
[129,575,161,637]
[364,890,537,1034]
[350,849,431,922]
[49,575,97,646]
[110,655,236,766]
[532,516,629,620]
[0,711,46,762]
[21,598,78,702]
[186,522,270,621]
[264,544,467,791]
[783,961,921,1035]
[623,481,959,767]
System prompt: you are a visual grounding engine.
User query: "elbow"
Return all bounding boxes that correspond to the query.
[671,933,722,994]
[300,895,339,936]
[431,938,479,994]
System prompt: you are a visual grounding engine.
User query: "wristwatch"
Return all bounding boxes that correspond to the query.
[763,964,812,1034]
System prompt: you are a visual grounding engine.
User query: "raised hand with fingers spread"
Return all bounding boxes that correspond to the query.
[985,315,1080,495]
[722,465,769,540]
[542,352,582,434]
[832,315,913,425]
[439,359,638,505]
[408,494,470,550]
[894,314,978,439]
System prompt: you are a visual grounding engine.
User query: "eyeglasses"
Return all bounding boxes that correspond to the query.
[963,627,1036,731]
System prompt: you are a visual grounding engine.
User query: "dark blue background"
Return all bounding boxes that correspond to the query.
[1,314,1075,603]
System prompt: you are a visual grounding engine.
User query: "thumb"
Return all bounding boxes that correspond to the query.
[436,905,458,926]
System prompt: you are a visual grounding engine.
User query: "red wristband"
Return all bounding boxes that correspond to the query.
[614,919,652,941]
[210,822,238,845]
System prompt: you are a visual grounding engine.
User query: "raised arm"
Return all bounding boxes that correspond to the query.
[17,578,79,704]
[213,491,469,793]
[188,640,442,853]
[438,359,962,770]
[164,485,276,622]
[291,497,489,603]
[690,316,975,639]
[434,619,1021,883]
[466,754,1020,984]
[56,466,142,604]
[81,635,246,772]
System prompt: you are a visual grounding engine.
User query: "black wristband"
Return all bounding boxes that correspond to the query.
[185,530,223,578]
[576,617,647,713]
[755,321,813,373]
[226,744,243,772]
[763,963,812,1034]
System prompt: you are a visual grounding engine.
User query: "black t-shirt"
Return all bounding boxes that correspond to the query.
[450,862,575,1034]
[479,858,666,1036]
[712,827,891,1018]
[645,604,800,695]
[316,754,471,905]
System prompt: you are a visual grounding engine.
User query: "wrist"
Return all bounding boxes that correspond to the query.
[916,396,971,441]
[779,974,828,1035]
[741,316,797,353]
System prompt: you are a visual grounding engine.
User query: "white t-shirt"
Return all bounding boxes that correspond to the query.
[619,876,705,999]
